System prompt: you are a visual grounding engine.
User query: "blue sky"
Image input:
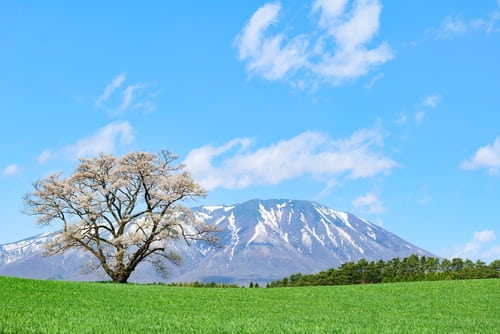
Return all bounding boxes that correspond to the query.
[1,0,500,262]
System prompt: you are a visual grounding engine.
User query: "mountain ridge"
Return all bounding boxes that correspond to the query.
[0,199,433,284]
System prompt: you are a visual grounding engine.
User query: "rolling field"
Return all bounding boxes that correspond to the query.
[0,276,498,333]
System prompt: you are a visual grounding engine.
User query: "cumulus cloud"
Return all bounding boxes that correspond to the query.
[38,121,134,162]
[235,0,393,86]
[352,192,387,214]
[452,230,500,261]
[2,164,20,176]
[184,127,397,191]
[235,2,309,80]
[461,137,500,174]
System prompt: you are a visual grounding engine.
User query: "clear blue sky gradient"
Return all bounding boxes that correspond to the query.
[1,1,499,261]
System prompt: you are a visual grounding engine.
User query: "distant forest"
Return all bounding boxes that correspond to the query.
[268,255,500,288]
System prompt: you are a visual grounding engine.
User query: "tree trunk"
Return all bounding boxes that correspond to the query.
[111,271,131,283]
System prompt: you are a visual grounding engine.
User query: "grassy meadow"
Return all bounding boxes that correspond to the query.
[0,276,498,333]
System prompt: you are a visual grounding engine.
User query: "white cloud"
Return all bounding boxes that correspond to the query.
[95,74,155,115]
[235,0,393,86]
[184,127,397,191]
[37,149,53,164]
[461,137,500,174]
[422,94,442,108]
[438,5,500,38]
[413,94,442,126]
[353,192,387,214]
[414,111,426,125]
[311,0,393,83]
[440,16,468,36]
[39,121,134,162]
[474,230,496,243]
[395,113,407,125]
[365,73,384,89]
[95,73,126,108]
[418,192,432,205]
[235,2,309,80]
[2,164,20,176]
[452,230,500,261]
[116,84,145,114]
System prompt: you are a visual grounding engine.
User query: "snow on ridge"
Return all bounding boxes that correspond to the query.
[276,201,287,209]
[202,205,225,212]
[247,221,269,245]
[194,211,213,220]
[1,232,55,252]
[302,222,326,246]
[258,204,279,230]
[226,213,240,261]
[332,224,364,254]
[213,216,227,226]
[336,211,356,231]
[320,218,338,246]
[301,230,312,253]
[281,232,289,243]
[223,206,235,212]
[313,204,356,232]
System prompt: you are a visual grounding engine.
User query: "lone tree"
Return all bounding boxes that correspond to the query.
[23,151,219,283]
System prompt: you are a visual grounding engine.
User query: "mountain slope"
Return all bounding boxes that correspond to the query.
[0,199,433,284]
[176,199,431,283]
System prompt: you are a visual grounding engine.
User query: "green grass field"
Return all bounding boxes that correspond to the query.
[0,276,498,333]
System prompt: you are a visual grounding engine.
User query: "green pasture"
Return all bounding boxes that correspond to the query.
[0,276,498,333]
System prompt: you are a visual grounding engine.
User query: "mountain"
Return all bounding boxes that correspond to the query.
[0,199,433,284]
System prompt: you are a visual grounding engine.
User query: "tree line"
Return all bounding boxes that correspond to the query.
[267,255,500,287]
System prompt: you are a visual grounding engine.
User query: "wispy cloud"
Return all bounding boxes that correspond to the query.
[1,164,20,176]
[365,73,384,89]
[417,187,432,205]
[235,0,393,87]
[422,94,442,108]
[95,73,126,109]
[438,4,500,38]
[184,127,397,191]
[38,121,134,162]
[116,83,145,114]
[451,230,500,261]
[414,111,426,125]
[397,93,442,127]
[395,113,407,125]
[461,137,500,174]
[37,150,53,164]
[95,74,155,115]
[353,192,387,214]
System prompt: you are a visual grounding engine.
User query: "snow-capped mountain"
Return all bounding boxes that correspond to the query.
[0,199,433,284]
[0,232,56,265]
